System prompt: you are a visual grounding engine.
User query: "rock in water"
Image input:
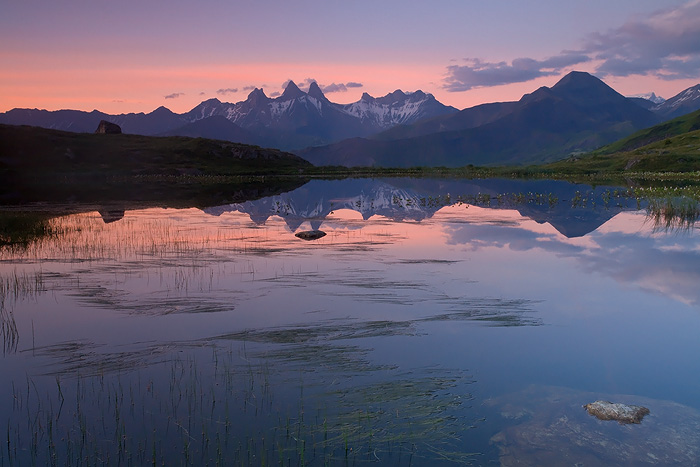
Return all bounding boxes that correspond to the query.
[584,400,650,424]
[95,120,122,134]
[295,230,326,241]
[488,386,700,465]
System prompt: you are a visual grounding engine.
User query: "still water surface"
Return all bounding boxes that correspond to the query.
[2,178,700,465]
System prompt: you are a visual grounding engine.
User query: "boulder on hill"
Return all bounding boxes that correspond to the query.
[95,120,122,134]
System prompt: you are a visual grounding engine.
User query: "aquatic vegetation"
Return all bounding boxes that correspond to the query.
[2,341,482,466]
[634,186,700,231]
[646,197,700,231]
[0,270,43,355]
[0,212,62,251]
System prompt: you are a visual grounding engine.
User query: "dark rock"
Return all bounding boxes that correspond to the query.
[295,230,326,241]
[95,120,122,134]
[584,400,650,424]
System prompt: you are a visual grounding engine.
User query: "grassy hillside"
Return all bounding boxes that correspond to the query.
[593,109,700,155]
[545,126,700,174]
[0,124,311,179]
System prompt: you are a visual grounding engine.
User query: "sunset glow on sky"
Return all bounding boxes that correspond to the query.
[2,0,699,114]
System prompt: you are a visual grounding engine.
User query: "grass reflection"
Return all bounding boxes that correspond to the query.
[646,197,700,232]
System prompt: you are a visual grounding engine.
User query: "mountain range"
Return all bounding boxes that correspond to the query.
[299,72,700,167]
[2,72,700,168]
[0,82,457,151]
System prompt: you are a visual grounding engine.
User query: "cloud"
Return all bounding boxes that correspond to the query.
[346,82,363,88]
[443,1,700,90]
[444,54,590,92]
[269,91,281,98]
[164,92,184,99]
[581,0,700,79]
[322,83,349,93]
[216,88,238,95]
[199,91,206,96]
[242,85,257,91]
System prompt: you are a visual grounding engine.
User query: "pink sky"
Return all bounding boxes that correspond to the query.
[1,1,698,114]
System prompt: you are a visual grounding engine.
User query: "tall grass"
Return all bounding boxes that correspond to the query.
[0,270,43,355]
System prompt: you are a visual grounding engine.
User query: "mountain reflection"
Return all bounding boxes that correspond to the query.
[203,178,700,306]
[206,178,642,238]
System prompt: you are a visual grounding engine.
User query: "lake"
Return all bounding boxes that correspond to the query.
[2,177,700,466]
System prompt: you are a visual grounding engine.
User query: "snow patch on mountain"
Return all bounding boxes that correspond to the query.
[340,92,447,128]
[269,99,295,119]
[662,87,700,109]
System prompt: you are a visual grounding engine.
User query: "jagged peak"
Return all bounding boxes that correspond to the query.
[386,90,407,101]
[307,81,327,101]
[281,80,305,100]
[360,92,375,102]
[247,88,267,99]
[245,88,270,107]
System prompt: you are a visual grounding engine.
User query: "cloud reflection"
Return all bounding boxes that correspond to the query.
[444,211,700,306]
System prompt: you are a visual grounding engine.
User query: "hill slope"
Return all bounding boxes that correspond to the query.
[593,109,700,155]
[546,112,700,173]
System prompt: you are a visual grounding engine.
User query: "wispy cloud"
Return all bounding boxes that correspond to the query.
[444,54,588,92]
[444,0,700,91]
[322,82,365,93]
[216,88,238,95]
[164,92,184,99]
[269,91,281,98]
[242,85,268,92]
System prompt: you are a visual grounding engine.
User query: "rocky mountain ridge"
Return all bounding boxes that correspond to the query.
[0,83,457,151]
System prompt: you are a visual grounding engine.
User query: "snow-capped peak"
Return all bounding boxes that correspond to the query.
[628,92,665,104]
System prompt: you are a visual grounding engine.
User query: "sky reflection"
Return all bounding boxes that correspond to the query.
[436,206,700,307]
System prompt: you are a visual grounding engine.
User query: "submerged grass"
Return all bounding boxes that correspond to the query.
[2,341,482,466]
